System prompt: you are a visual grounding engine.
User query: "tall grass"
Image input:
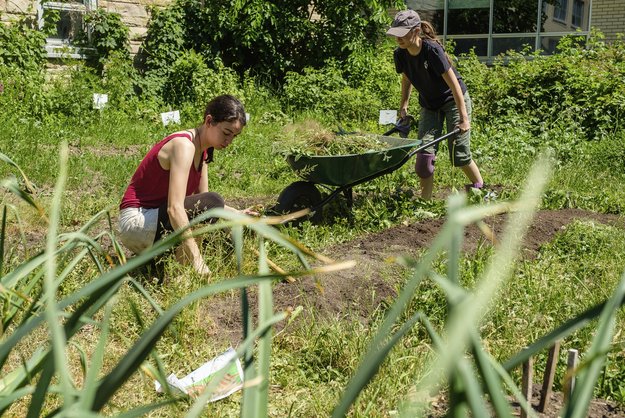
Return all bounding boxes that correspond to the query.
[0,148,352,416]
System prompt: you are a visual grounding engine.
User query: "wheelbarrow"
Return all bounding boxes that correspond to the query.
[272,125,461,223]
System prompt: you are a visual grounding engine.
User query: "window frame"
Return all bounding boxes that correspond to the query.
[36,0,97,59]
[553,0,569,23]
[572,0,584,28]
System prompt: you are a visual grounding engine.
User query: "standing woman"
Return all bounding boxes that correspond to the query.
[119,94,251,276]
[386,10,483,199]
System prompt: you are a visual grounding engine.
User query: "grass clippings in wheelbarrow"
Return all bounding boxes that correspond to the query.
[275,120,390,157]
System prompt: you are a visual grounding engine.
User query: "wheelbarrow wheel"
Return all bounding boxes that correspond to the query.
[273,181,323,224]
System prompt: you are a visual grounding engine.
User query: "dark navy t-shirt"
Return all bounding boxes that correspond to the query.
[394,40,467,110]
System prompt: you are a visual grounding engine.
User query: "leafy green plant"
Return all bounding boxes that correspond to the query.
[78,9,130,74]
[137,3,185,77]
[44,63,103,120]
[462,30,625,141]
[282,62,386,121]
[163,51,245,113]
[0,15,47,72]
[0,15,48,117]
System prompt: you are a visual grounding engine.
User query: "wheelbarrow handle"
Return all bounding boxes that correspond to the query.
[407,128,461,159]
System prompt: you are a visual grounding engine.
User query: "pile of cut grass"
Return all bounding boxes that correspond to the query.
[276,120,390,157]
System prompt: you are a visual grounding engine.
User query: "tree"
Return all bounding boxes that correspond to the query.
[141,0,403,83]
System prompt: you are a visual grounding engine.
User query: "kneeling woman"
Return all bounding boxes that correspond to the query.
[119,94,250,276]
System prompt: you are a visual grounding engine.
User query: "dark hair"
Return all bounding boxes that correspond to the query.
[418,21,453,66]
[204,94,247,126]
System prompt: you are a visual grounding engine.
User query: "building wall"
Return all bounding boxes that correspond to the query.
[592,0,625,42]
[98,0,169,54]
[1,0,34,23]
[0,0,169,55]
[542,0,592,33]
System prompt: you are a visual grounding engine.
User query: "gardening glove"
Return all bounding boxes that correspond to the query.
[395,116,414,138]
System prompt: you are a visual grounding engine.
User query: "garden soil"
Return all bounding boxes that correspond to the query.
[200,208,625,418]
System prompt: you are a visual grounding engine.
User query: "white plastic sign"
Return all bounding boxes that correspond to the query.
[161,110,181,126]
[379,109,397,125]
[245,112,250,122]
[154,347,244,402]
[93,93,108,110]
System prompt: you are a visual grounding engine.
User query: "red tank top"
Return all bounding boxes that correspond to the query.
[120,131,213,209]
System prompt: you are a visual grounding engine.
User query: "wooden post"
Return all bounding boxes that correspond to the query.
[538,341,561,412]
[521,352,534,418]
[564,349,579,404]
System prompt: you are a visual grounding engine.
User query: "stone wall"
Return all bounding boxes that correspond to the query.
[1,0,170,54]
[2,0,36,22]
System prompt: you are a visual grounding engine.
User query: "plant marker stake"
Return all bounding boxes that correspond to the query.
[521,349,534,418]
[564,348,579,405]
[538,341,561,412]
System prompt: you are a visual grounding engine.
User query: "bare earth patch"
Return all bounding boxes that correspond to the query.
[203,208,623,338]
[199,208,624,417]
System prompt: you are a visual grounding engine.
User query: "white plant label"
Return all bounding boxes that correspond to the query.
[245,112,250,122]
[379,109,397,125]
[93,93,108,110]
[154,347,243,402]
[161,110,181,126]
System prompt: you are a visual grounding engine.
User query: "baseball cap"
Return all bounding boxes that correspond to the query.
[386,10,421,37]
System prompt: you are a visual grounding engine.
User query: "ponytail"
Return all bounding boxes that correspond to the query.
[419,21,453,65]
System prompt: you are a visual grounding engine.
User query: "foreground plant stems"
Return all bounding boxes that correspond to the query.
[1,148,355,416]
[332,153,552,417]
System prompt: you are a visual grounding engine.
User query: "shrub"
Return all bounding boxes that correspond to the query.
[45,63,103,121]
[0,15,48,117]
[162,51,245,113]
[462,30,625,140]
[138,4,186,76]
[282,62,385,122]
[101,51,140,110]
[79,9,130,74]
[341,42,401,110]
[0,15,47,72]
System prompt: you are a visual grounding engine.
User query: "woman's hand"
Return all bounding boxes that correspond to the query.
[192,257,211,277]
[240,206,260,216]
[225,204,260,217]
[457,119,470,133]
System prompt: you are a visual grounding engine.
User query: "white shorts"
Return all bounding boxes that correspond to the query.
[118,207,160,254]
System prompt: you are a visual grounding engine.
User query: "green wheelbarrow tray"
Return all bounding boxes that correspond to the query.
[274,128,460,223]
[286,135,420,187]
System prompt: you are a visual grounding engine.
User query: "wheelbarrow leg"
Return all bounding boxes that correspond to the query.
[343,187,353,210]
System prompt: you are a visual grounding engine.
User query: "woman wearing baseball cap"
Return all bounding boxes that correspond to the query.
[387,10,483,200]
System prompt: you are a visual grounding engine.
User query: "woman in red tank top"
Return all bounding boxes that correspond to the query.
[119,95,252,277]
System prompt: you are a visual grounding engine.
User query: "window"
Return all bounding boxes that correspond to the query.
[37,0,96,58]
[572,0,584,27]
[553,0,568,22]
